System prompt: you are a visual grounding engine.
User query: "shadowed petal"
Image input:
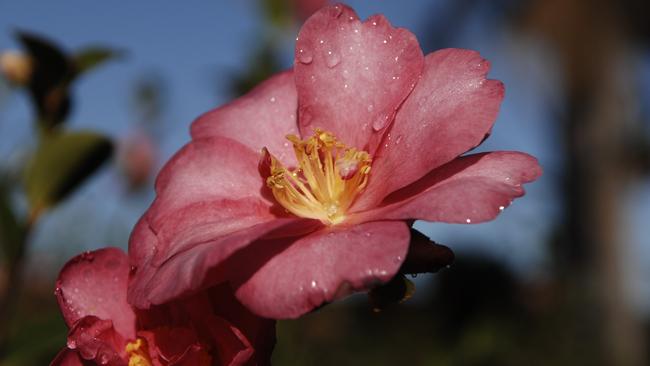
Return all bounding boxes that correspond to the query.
[66,316,125,365]
[55,248,135,340]
[51,348,84,366]
[356,152,541,224]
[128,214,313,310]
[190,70,299,165]
[295,4,423,151]
[355,49,505,210]
[231,220,410,319]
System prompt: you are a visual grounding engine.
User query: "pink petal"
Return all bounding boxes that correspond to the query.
[51,349,84,366]
[355,152,541,224]
[207,284,277,365]
[138,327,213,365]
[128,214,315,309]
[355,49,505,210]
[55,248,135,340]
[294,4,423,151]
[150,137,271,227]
[190,71,299,165]
[232,221,410,319]
[203,316,253,366]
[66,316,125,365]
[140,137,285,269]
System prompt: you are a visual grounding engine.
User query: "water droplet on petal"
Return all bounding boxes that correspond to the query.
[319,39,325,44]
[67,339,77,349]
[466,218,472,223]
[310,280,317,288]
[499,206,505,211]
[372,114,390,131]
[298,50,313,64]
[372,21,377,26]
[269,96,276,103]
[326,51,340,68]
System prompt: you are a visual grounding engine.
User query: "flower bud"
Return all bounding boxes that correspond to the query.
[0,51,33,85]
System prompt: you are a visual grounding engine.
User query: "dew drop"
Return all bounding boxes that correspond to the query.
[319,39,324,44]
[372,21,377,26]
[372,114,390,131]
[382,39,388,44]
[297,51,313,64]
[310,280,317,288]
[499,206,505,211]
[325,51,340,68]
[466,218,472,223]
[269,96,276,103]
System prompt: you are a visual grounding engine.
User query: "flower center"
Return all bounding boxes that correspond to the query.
[126,338,152,366]
[264,129,371,225]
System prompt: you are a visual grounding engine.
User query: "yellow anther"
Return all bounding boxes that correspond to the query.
[126,338,152,366]
[265,129,371,225]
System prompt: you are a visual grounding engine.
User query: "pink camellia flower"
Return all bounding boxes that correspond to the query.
[128,4,541,319]
[51,248,275,365]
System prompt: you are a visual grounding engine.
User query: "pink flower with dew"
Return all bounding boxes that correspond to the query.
[127,4,542,319]
[51,248,275,366]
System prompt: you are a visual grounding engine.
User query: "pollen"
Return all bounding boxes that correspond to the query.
[265,129,371,225]
[126,338,153,366]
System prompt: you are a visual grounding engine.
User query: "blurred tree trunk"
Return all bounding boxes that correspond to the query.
[524,0,646,365]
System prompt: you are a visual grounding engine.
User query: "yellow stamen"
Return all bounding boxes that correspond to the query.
[126,338,153,366]
[265,129,371,225]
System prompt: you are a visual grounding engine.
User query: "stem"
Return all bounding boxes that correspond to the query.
[0,209,38,358]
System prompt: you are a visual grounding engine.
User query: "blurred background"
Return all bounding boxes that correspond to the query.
[0,0,649,365]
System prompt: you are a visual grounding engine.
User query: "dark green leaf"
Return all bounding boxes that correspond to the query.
[15,31,72,129]
[23,131,113,211]
[72,47,123,76]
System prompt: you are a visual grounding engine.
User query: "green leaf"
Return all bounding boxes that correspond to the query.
[15,31,72,129]
[23,131,113,211]
[72,47,122,76]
